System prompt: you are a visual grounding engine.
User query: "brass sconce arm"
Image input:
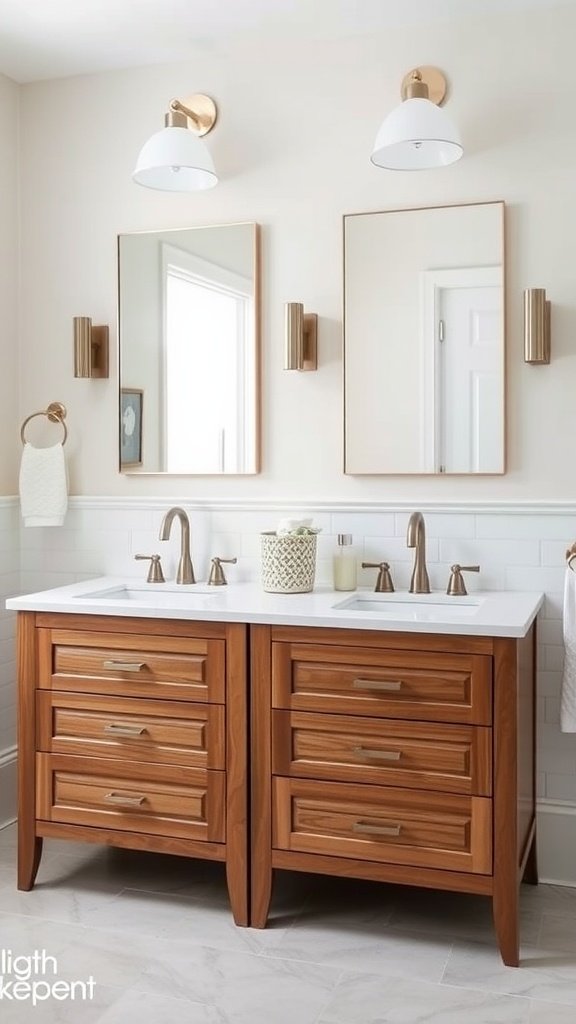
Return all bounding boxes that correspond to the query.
[165,96,218,136]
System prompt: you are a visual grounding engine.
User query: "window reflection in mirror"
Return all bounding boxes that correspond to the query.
[118,223,260,475]
[343,202,505,475]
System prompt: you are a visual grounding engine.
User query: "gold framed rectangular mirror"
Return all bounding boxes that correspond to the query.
[118,222,260,474]
[344,201,505,475]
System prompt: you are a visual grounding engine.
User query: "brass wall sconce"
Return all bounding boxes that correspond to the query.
[284,303,318,371]
[133,94,218,192]
[73,316,109,378]
[524,289,551,364]
[371,66,463,171]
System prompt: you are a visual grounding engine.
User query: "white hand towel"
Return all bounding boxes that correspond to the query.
[561,566,576,731]
[19,442,68,527]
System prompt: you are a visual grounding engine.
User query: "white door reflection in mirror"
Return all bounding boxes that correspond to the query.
[420,266,503,473]
[344,202,505,475]
[118,223,260,475]
[162,245,253,473]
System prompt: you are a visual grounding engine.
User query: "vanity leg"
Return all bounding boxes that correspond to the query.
[251,865,273,929]
[226,860,248,927]
[250,624,273,928]
[17,612,43,890]
[225,623,249,927]
[492,887,519,968]
[18,834,43,891]
[492,637,520,967]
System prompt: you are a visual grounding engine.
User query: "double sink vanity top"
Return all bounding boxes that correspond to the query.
[7,577,544,638]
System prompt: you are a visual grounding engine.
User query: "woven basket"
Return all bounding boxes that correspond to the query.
[260,532,317,593]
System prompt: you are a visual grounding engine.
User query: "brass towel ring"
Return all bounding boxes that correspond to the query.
[20,402,68,446]
[566,545,576,572]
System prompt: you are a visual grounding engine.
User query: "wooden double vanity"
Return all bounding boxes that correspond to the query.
[11,582,542,967]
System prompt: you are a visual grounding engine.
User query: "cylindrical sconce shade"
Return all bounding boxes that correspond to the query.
[284,302,318,371]
[285,303,304,370]
[73,316,109,378]
[524,289,550,364]
[74,317,93,377]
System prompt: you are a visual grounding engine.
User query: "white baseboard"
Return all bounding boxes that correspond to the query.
[537,800,576,886]
[0,745,16,828]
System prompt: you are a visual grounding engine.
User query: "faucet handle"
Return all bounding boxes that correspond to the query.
[361,561,395,593]
[134,554,165,584]
[208,556,238,586]
[446,564,480,596]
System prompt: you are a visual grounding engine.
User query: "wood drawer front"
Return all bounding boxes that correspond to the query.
[37,692,225,769]
[36,753,225,842]
[273,777,492,874]
[272,711,492,796]
[272,643,492,725]
[38,629,225,703]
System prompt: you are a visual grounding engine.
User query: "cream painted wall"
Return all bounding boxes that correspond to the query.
[0,73,18,493]
[16,4,576,501]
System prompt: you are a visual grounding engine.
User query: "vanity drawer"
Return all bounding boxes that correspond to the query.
[272,642,492,725]
[37,629,225,703]
[273,777,491,874]
[272,711,491,795]
[37,692,225,769]
[36,753,225,842]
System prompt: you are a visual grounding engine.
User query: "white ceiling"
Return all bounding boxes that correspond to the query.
[0,0,564,83]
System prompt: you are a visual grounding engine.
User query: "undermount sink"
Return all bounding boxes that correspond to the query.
[332,592,483,622]
[73,584,218,604]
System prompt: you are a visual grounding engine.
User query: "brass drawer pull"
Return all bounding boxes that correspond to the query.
[353,820,401,837]
[103,723,147,737]
[104,791,146,807]
[353,747,401,761]
[352,678,403,692]
[103,660,145,673]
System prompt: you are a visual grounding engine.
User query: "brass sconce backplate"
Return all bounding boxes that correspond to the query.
[400,66,448,105]
[174,94,218,136]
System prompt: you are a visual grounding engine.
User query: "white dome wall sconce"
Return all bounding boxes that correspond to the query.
[371,67,463,171]
[133,94,218,192]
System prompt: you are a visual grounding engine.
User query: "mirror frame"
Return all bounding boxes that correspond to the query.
[117,221,261,476]
[343,200,506,476]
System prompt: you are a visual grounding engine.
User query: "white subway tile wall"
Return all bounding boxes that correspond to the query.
[7,499,576,878]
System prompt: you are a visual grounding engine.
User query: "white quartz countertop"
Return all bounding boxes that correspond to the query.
[5,577,544,638]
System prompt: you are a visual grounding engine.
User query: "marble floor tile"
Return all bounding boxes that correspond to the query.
[0,822,16,846]
[0,871,122,925]
[319,970,531,1023]
[82,887,292,954]
[1,828,575,1024]
[137,943,341,1023]
[528,1000,576,1023]
[97,990,225,1024]
[519,881,576,919]
[0,982,127,1024]
[387,885,542,946]
[265,920,451,981]
[443,939,576,1006]
[39,846,232,904]
[538,912,576,952]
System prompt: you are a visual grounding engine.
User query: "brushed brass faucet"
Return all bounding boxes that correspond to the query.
[159,507,195,584]
[406,511,431,594]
